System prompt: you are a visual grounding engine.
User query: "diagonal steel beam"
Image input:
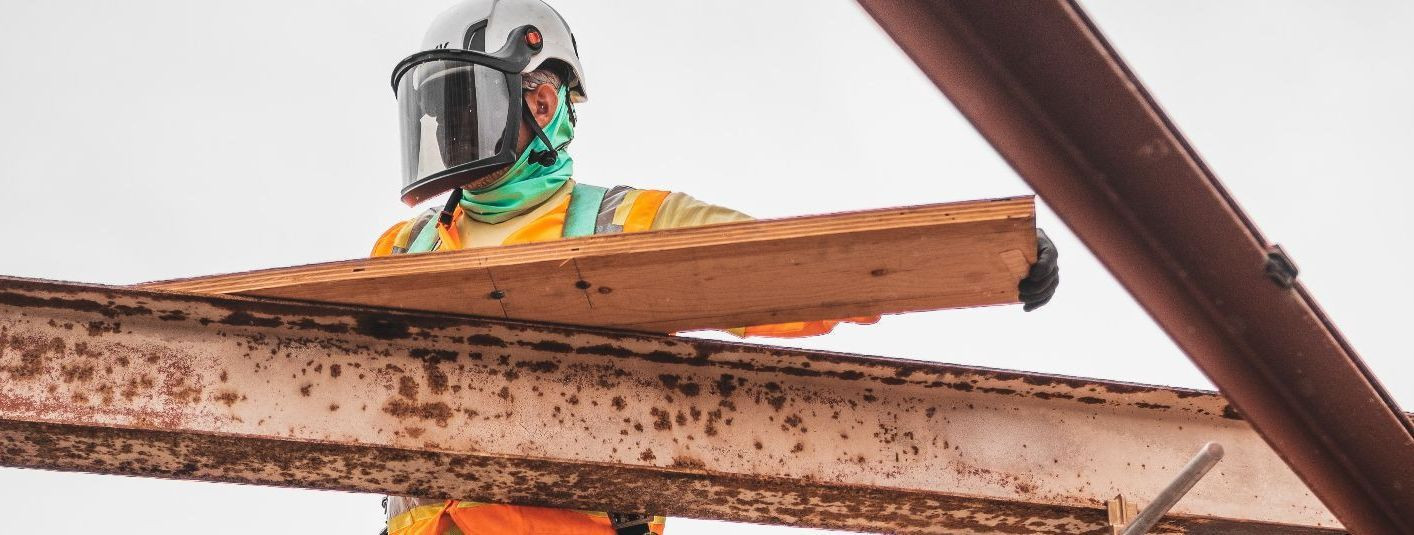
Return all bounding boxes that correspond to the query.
[853,1,1414,533]
[0,277,1340,533]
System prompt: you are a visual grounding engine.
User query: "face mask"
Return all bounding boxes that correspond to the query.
[457,85,575,224]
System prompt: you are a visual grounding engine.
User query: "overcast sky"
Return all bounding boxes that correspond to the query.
[1,1,1410,533]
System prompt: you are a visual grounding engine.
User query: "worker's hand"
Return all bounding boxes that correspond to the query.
[1019,228,1059,312]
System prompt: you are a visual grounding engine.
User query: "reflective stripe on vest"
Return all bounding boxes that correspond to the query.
[595,185,634,234]
[405,208,441,252]
[564,183,608,238]
[569,183,671,238]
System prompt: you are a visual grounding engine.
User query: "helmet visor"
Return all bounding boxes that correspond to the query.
[396,60,515,205]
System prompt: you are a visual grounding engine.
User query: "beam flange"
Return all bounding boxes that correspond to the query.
[0,278,1338,533]
[853,1,1414,533]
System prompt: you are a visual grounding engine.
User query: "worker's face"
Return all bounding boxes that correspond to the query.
[451,82,559,191]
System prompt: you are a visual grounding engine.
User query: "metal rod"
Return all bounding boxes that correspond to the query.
[1121,443,1225,535]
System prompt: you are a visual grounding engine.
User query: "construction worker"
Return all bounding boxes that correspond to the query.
[373,1,1060,533]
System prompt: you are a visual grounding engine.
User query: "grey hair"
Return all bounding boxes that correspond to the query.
[521,68,562,91]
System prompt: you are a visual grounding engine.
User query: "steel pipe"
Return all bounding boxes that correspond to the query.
[1122,442,1225,535]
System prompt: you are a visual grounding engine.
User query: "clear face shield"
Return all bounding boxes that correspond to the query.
[390,26,541,205]
[397,62,516,202]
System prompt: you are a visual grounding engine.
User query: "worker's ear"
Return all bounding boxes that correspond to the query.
[526,83,559,128]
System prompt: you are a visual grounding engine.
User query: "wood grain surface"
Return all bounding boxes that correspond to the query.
[143,196,1036,334]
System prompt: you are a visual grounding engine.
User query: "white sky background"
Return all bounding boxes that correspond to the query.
[0,1,1410,533]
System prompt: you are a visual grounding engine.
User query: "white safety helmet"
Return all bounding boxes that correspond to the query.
[391,0,586,206]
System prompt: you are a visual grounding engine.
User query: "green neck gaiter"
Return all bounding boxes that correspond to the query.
[458,86,575,224]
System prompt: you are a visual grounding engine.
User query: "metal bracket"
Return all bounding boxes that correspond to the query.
[1106,494,1139,535]
[1264,244,1299,289]
[1108,442,1225,535]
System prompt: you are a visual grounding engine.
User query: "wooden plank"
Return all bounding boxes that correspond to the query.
[143,196,1036,333]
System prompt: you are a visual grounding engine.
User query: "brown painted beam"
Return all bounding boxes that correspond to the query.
[142,197,1035,334]
[853,1,1414,533]
[0,277,1340,533]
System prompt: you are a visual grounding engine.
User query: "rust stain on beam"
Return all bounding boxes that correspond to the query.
[0,277,1339,533]
[3,420,1337,535]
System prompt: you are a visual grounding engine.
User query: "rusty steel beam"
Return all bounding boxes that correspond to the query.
[0,277,1341,534]
[853,1,1414,533]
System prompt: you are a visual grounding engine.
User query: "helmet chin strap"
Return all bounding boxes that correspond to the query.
[522,101,560,167]
[438,186,463,228]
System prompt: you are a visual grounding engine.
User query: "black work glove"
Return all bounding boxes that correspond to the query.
[1019,228,1059,311]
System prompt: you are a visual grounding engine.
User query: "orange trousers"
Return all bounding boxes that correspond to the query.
[389,501,666,535]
